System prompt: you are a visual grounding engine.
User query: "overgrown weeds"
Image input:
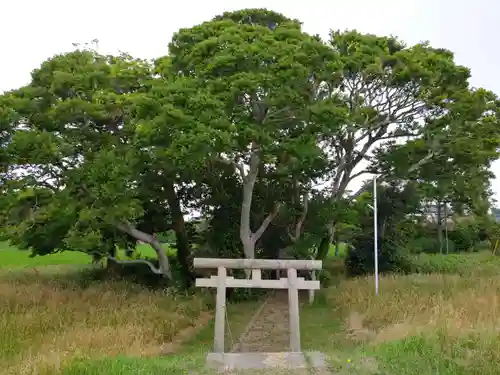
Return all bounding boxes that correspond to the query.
[0,270,212,375]
[301,271,500,374]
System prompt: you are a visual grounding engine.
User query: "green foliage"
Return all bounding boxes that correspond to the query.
[0,50,152,257]
[345,182,421,276]
[167,10,335,166]
[436,216,492,253]
[448,222,487,253]
[104,254,188,289]
[409,252,500,276]
[201,178,244,259]
[154,230,176,244]
[448,226,477,253]
[345,233,410,276]
[408,236,456,254]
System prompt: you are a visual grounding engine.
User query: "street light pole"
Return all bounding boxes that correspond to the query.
[373,175,379,296]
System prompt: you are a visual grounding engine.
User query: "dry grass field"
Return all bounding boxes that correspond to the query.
[306,273,500,375]
[0,272,202,374]
[0,267,267,375]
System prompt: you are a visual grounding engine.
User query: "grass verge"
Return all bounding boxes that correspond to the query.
[301,271,500,375]
[0,272,207,374]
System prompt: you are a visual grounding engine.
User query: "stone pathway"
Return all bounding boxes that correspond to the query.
[208,290,331,373]
[232,290,291,353]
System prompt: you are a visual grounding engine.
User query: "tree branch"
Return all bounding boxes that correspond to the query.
[288,192,309,242]
[219,156,247,180]
[347,149,436,200]
[107,257,165,275]
[347,169,372,182]
[116,222,173,279]
[407,150,435,174]
[251,202,281,244]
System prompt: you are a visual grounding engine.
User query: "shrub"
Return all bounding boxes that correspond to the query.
[317,268,333,287]
[473,240,491,252]
[448,225,477,252]
[98,255,186,289]
[407,237,441,254]
[447,218,492,253]
[408,236,457,254]
[345,233,410,277]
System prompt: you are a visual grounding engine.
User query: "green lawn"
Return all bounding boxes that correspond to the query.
[0,240,343,270]
[0,242,92,267]
[329,242,348,257]
[0,242,175,269]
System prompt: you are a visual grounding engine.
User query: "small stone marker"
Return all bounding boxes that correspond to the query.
[194,258,327,371]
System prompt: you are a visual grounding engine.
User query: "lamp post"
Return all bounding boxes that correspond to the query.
[367,175,379,296]
[373,176,379,295]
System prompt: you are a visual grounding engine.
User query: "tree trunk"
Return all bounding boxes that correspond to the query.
[334,231,340,257]
[240,161,258,259]
[231,152,281,279]
[437,202,443,254]
[317,225,334,260]
[444,203,449,254]
[380,218,388,238]
[106,258,121,275]
[149,240,172,277]
[165,180,194,286]
[105,245,119,274]
[116,223,173,279]
[239,153,279,258]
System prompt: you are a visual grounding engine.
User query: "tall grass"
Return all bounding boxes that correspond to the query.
[301,271,500,374]
[2,245,500,374]
[0,272,212,375]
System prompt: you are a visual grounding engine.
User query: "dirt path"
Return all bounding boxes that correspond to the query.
[232,290,290,353]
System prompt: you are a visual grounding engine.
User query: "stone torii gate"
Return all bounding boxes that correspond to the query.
[194,257,326,370]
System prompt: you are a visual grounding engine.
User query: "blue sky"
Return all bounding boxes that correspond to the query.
[1,0,498,202]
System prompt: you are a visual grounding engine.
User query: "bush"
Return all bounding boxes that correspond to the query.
[345,233,410,277]
[447,219,492,253]
[407,236,457,254]
[448,225,477,252]
[407,237,440,254]
[226,287,266,302]
[473,240,491,252]
[317,268,333,287]
[98,255,190,290]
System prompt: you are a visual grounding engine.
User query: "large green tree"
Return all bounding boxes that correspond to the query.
[312,30,499,250]
[163,9,336,260]
[375,88,499,251]
[0,49,192,280]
